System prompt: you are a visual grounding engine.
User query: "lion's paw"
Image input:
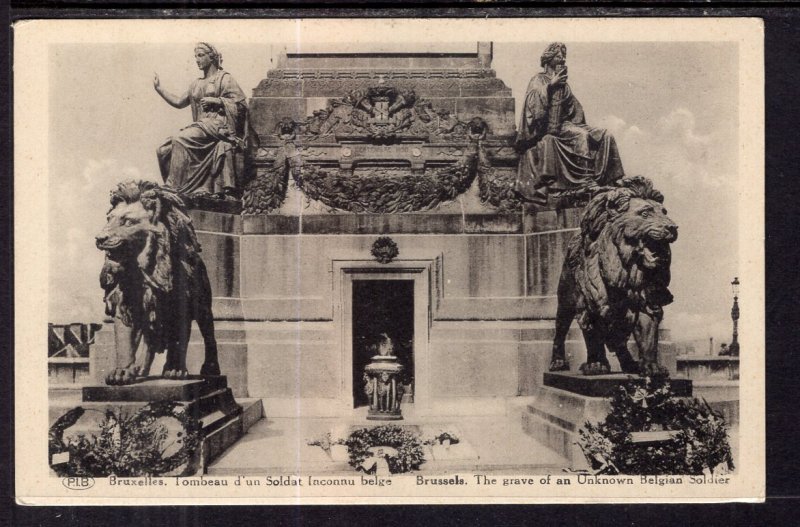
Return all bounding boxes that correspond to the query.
[200,361,221,376]
[162,369,188,380]
[105,366,142,385]
[548,359,570,372]
[579,362,611,376]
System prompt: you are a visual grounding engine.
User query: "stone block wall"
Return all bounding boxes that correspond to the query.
[185,207,582,407]
[249,46,517,142]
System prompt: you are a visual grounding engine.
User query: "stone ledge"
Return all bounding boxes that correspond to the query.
[242,213,526,235]
[82,376,230,402]
[543,371,693,398]
[187,210,584,236]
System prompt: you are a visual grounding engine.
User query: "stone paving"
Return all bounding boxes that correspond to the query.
[208,404,569,476]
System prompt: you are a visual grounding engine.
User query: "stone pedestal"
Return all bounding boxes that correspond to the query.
[76,376,260,472]
[522,372,693,467]
[364,356,404,420]
[542,371,693,397]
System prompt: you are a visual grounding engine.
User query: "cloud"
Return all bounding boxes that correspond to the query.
[597,108,740,346]
[598,108,733,189]
[78,158,149,194]
[659,109,712,149]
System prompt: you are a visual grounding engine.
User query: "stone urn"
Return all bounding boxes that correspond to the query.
[364,355,405,420]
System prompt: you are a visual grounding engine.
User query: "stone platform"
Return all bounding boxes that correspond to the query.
[52,377,264,474]
[524,372,693,467]
[208,404,567,476]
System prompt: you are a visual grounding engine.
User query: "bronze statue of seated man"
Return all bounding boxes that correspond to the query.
[515,42,625,205]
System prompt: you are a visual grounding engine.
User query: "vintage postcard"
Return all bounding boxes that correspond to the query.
[14,18,764,504]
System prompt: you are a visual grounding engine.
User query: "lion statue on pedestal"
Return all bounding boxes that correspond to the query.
[549,176,678,376]
[95,181,220,385]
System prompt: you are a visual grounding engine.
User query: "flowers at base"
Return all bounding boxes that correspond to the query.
[49,401,202,477]
[423,430,461,446]
[345,425,425,474]
[306,432,345,453]
[359,447,399,477]
[578,373,735,475]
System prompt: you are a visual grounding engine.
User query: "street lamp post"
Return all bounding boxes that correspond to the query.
[729,277,740,357]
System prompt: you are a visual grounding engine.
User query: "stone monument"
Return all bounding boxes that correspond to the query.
[89,42,679,429]
[175,42,574,417]
[95,181,221,383]
[54,41,703,475]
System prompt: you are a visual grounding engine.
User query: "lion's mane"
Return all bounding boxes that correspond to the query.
[567,176,674,330]
[100,181,202,348]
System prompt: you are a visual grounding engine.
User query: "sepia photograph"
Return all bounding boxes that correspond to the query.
[14,18,764,504]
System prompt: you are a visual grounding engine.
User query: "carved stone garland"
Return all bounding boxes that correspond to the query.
[242,141,530,216]
[241,85,530,215]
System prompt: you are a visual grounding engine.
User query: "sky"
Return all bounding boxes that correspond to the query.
[48,41,741,347]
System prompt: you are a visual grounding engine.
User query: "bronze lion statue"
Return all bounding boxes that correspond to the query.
[95,181,221,385]
[549,176,678,376]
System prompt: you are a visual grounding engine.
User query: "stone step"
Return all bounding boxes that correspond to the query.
[543,371,692,398]
[240,398,265,432]
[198,399,264,471]
[48,389,256,428]
[201,410,236,439]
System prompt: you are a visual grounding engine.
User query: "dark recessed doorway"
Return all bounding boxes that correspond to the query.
[351,279,414,408]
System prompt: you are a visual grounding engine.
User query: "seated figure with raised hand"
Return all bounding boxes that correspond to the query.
[154,42,248,200]
[515,42,625,205]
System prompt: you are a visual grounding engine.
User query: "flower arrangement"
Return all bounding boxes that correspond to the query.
[49,401,202,477]
[345,425,425,474]
[306,432,346,453]
[578,373,735,475]
[424,431,461,446]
